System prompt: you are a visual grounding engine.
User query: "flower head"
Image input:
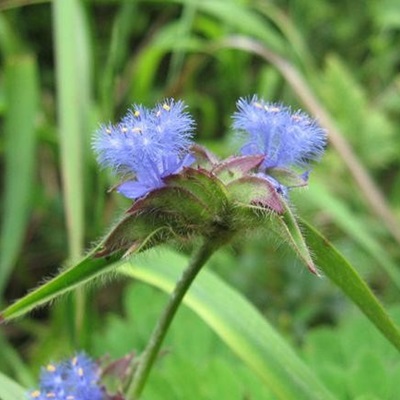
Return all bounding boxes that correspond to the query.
[27,352,104,400]
[93,99,195,199]
[232,96,326,194]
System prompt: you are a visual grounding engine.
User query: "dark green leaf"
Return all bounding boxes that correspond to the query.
[301,219,400,353]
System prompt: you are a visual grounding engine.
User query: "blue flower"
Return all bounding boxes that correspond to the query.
[93,99,195,199]
[27,352,104,400]
[232,96,326,193]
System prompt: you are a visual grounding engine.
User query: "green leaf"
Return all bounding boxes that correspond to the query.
[0,54,39,298]
[303,180,400,291]
[195,0,285,54]
[275,203,318,274]
[0,333,35,387]
[95,211,173,258]
[227,176,284,213]
[301,219,400,353]
[53,0,92,259]
[164,167,228,215]
[120,249,337,400]
[0,249,122,321]
[0,371,26,400]
[129,185,212,224]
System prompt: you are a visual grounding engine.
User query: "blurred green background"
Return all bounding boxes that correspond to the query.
[1,0,400,398]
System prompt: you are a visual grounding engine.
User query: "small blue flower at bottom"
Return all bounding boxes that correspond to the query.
[92,99,195,200]
[232,95,326,194]
[27,352,104,400]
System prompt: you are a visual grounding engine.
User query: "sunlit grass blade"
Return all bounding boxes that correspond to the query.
[301,219,400,353]
[120,249,337,400]
[52,0,93,343]
[0,371,26,400]
[53,0,92,260]
[0,55,39,298]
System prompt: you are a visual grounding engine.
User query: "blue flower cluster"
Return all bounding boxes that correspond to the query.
[93,99,195,199]
[93,96,326,200]
[233,95,326,195]
[27,353,103,400]
[233,96,326,169]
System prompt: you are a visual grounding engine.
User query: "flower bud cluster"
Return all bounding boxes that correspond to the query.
[93,99,195,199]
[27,353,103,400]
[93,96,326,201]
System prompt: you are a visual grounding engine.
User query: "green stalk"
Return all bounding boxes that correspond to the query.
[52,0,92,345]
[126,239,221,399]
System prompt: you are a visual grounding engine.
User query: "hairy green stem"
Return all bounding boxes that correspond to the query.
[126,239,220,399]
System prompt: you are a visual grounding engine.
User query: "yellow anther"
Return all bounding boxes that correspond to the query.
[253,102,263,108]
[46,364,56,372]
[162,103,171,111]
[31,390,41,398]
[105,128,112,134]
[72,357,78,366]
[132,127,141,133]
[134,110,140,117]
[121,127,128,133]
[78,367,84,376]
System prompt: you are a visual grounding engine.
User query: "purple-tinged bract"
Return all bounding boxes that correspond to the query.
[93,99,195,199]
[27,352,104,400]
[232,96,326,193]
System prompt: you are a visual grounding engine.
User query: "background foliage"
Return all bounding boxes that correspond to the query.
[1,0,400,399]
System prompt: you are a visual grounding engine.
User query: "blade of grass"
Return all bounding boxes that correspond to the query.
[300,218,400,352]
[0,371,26,400]
[53,0,91,260]
[100,0,137,119]
[195,0,285,54]
[52,0,92,343]
[303,180,400,291]
[0,55,39,298]
[0,248,122,321]
[2,222,400,366]
[0,333,35,387]
[120,249,337,400]
[166,1,196,85]
[0,0,49,12]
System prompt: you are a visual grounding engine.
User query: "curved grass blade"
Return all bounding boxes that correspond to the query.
[0,55,39,298]
[0,248,122,322]
[303,181,400,291]
[300,219,400,353]
[120,249,337,400]
[0,333,35,387]
[0,371,26,400]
